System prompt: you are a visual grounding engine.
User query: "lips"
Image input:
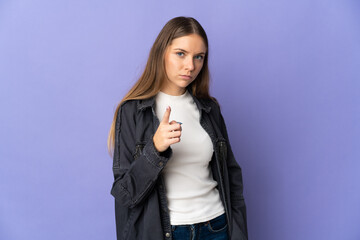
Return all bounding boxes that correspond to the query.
[180,75,192,80]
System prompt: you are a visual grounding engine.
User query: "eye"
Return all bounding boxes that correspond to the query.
[195,55,204,60]
[176,52,185,57]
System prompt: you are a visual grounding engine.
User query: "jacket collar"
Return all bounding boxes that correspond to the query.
[137,85,212,113]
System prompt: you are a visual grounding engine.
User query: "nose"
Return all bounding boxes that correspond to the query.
[184,57,195,71]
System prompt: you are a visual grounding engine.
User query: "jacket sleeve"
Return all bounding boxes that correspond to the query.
[110,101,172,208]
[219,110,248,239]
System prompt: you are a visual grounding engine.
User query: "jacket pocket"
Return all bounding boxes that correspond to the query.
[132,143,145,161]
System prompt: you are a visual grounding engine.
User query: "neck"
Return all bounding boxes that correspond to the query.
[160,87,186,96]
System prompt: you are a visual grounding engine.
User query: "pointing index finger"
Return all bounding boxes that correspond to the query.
[161,106,171,124]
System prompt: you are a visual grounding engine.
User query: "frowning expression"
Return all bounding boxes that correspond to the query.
[161,34,207,95]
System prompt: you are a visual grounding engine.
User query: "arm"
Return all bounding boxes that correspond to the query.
[110,101,172,208]
[219,110,248,238]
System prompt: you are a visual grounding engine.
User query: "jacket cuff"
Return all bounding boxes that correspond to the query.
[143,137,173,168]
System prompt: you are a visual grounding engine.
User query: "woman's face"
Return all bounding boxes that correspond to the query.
[161,34,207,96]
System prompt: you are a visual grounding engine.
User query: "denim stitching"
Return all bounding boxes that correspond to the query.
[207,222,228,233]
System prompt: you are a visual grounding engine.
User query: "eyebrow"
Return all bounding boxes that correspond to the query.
[173,48,206,55]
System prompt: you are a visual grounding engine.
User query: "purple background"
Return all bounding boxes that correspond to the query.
[1,0,359,239]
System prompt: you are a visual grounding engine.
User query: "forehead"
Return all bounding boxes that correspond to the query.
[168,34,207,52]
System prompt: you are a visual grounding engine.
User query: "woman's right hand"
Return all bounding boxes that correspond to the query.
[153,106,182,152]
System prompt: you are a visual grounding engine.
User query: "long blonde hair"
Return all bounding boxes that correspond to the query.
[107,16,217,156]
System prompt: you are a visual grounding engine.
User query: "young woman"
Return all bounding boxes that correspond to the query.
[108,16,248,240]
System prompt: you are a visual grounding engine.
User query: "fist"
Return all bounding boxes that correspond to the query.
[153,106,182,152]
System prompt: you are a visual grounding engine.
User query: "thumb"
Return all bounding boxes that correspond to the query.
[161,106,171,124]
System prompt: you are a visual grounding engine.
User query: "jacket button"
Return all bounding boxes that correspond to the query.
[158,161,163,167]
[165,232,170,238]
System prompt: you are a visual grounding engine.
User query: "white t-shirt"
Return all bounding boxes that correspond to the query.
[155,90,225,225]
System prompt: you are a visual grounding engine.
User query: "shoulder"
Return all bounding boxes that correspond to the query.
[117,97,155,119]
[119,99,138,112]
[116,100,140,123]
[203,96,222,116]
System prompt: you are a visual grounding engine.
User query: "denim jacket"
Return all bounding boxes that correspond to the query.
[111,86,248,240]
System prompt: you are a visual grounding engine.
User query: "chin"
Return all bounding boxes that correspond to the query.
[177,82,189,88]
